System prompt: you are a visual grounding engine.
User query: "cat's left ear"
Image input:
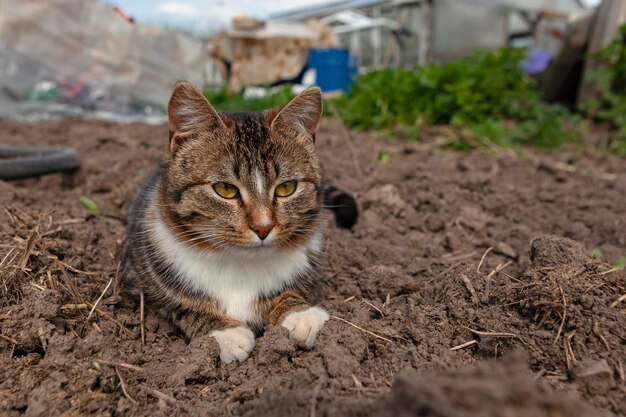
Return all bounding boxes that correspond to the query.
[168,81,227,154]
[270,87,322,140]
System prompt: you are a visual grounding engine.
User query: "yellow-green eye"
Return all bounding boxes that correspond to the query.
[274,180,297,197]
[213,182,239,199]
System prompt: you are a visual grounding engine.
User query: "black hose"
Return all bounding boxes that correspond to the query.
[0,145,80,180]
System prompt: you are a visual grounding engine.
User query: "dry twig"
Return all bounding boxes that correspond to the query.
[459,273,479,304]
[140,291,146,346]
[95,359,144,372]
[610,293,626,308]
[332,316,393,343]
[463,326,519,339]
[0,334,18,345]
[443,251,477,262]
[564,331,577,371]
[553,285,567,346]
[590,268,618,277]
[450,340,478,351]
[593,321,611,351]
[486,261,512,280]
[88,276,114,321]
[54,259,100,276]
[476,247,493,273]
[115,366,137,405]
[61,303,89,311]
[362,299,384,316]
[144,387,176,405]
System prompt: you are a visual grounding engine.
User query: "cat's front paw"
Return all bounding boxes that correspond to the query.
[210,326,255,363]
[281,306,330,350]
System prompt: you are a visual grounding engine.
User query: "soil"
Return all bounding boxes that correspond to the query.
[0,119,625,417]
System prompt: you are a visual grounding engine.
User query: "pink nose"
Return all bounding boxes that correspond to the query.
[251,224,274,240]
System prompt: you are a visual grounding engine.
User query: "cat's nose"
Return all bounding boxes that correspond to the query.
[251,224,274,240]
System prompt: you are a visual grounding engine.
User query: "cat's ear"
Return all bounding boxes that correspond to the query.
[270,87,322,140]
[168,81,226,153]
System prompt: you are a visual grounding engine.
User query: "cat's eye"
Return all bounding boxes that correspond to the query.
[274,180,297,197]
[213,182,239,199]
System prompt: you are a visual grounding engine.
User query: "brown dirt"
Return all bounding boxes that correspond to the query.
[0,119,625,417]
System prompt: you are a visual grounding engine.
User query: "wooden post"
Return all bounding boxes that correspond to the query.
[577,0,626,107]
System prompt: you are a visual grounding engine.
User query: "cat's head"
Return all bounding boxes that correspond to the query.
[158,82,323,254]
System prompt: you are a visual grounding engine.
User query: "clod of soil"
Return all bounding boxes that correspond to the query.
[530,234,591,268]
[371,351,609,417]
[0,120,625,416]
[439,234,626,413]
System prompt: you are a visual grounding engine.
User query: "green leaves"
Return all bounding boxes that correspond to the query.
[204,85,295,112]
[79,195,98,213]
[377,150,391,164]
[591,248,603,260]
[583,23,626,156]
[333,48,581,150]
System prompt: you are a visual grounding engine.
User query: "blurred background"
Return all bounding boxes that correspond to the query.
[1,0,625,156]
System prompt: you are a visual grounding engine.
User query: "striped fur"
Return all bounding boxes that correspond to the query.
[122,83,356,362]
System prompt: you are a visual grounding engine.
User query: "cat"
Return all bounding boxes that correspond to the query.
[122,82,357,363]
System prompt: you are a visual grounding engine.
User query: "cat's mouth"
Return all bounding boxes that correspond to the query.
[223,241,280,258]
[247,239,271,248]
[215,230,277,251]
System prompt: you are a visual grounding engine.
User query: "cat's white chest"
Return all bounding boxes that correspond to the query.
[151,215,320,323]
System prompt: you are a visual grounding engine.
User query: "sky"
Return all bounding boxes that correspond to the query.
[105,0,330,34]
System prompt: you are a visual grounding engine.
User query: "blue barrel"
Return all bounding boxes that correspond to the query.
[307,48,357,93]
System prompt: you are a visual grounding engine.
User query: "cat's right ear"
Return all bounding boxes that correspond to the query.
[270,87,322,140]
[168,81,226,154]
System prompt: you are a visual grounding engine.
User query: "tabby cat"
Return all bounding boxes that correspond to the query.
[123,82,357,363]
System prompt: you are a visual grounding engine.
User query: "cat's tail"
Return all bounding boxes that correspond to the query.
[322,185,358,229]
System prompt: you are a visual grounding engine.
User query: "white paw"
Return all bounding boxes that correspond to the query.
[281,306,330,350]
[209,326,255,363]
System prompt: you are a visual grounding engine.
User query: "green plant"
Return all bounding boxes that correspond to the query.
[377,150,391,164]
[333,48,581,150]
[204,85,295,112]
[591,248,603,260]
[79,195,98,213]
[582,24,626,156]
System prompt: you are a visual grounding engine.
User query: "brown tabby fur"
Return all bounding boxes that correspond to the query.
[123,82,334,340]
